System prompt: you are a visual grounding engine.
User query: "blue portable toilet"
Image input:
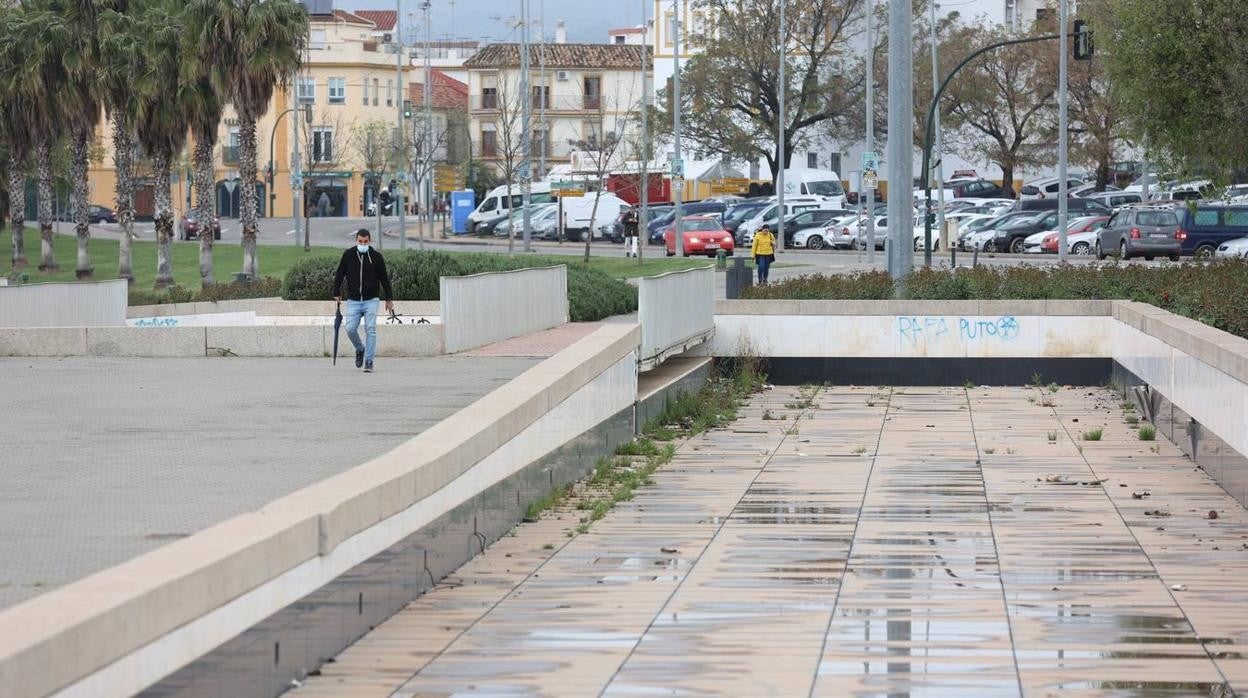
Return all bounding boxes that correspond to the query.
[451,190,476,234]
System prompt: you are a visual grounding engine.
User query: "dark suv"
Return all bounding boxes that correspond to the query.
[1096,206,1183,261]
[950,179,1008,198]
[991,210,1060,253]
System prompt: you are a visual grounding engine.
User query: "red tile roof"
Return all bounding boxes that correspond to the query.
[465,43,650,69]
[355,10,397,31]
[330,9,374,25]
[408,70,469,110]
[609,27,645,34]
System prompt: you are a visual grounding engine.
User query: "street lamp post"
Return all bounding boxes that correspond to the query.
[638,0,648,265]
[928,0,946,267]
[887,0,914,280]
[266,106,297,231]
[865,0,876,265]
[395,0,407,249]
[672,0,683,256]
[520,0,533,252]
[776,0,786,255]
[422,0,432,250]
[1057,0,1069,262]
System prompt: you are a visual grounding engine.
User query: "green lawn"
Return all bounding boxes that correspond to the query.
[1,229,718,292]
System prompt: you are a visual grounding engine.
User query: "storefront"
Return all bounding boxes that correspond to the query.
[215,178,267,219]
[305,172,352,218]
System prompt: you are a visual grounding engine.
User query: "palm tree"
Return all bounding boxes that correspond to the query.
[98,1,143,282]
[0,0,68,272]
[60,0,106,279]
[131,0,188,288]
[191,0,307,279]
[0,2,28,270]
[181,13,226,288]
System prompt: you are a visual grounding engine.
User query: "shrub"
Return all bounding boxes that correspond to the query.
[1139,425,1157,441]
[130,277,283,306]
[279,250,636,322]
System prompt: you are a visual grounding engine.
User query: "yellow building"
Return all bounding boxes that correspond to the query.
[87,8,431,221]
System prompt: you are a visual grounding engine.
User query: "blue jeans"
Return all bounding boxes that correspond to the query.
[755,254,773,283]
[344,298,379,363]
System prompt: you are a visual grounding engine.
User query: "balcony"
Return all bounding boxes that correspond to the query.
[470,95,617,113]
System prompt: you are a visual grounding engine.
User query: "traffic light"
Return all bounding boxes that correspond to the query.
[1073,19,1094,61]
[403,100,413,119]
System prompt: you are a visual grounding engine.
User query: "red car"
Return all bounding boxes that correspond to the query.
[1040,215,1109,253]
[179,211,222,241]
[664,215,735,257]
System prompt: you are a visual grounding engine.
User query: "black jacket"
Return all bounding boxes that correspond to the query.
[332,247,394,301]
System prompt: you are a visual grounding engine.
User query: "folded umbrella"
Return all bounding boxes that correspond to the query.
[332,301,343,365]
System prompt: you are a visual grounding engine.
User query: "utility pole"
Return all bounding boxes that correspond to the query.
[776,0,786,253]
[520,0,533,252]
[292,88,303,248]
[395,1,407,249]
[1057,0,1069,262]
[928,0,945,266]
[672,0,683,256]
[887,0,913,280]
[421,0,431,250]
[539,0,547,180]
[638,0,648,265]
[865,0,875,265]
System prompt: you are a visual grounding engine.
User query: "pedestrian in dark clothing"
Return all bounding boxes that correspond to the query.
[623,208,639,257]
[332,229,394,372]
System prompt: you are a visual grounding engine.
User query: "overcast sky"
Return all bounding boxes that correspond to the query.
[337,0,644,45]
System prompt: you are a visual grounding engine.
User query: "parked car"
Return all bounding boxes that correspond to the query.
[1011,197,1111,216]
[810,214,864,250]
[1165,204,1248,258]
[949,179,1009,199]
[1081,190,1143,210]
[664,216,735,257]
[851,215,943,252]
[1096,206,1183,261]
[722,200,770,242]
[955,211,1033,251]
[1043,216,1110,255]
[1215,237,1248,259]
[179,211,221,240]
[85,204,117,223]
[1018,177,1086,201]
[991,211,1061,253]
[738,197,828,245]
[648,200,727,243]
[782,209,848,248]
[1022,230,1053,253]
[474,211,510,236]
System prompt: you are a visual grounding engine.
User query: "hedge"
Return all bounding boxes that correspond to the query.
[742,261,1248,341]
[129,277,284,306]
[282,251,637,322]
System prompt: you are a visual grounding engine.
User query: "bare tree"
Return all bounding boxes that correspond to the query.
[297,107,358,250]
[488,73,527,255]
[567,80,635,263]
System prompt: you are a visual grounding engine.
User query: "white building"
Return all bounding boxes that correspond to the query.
[463,42,651,182]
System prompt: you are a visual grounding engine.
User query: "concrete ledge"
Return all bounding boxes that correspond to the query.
[207,326,326,357]
[0,327,88,356]
[128,298,441,319]
[0,510,321,698]
[86,327,206,357]
[0,322,639,698]
[716,299,1114,316]
[1113,301,1248,384]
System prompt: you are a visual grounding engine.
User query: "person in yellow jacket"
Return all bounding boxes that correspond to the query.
[751,225,777,284]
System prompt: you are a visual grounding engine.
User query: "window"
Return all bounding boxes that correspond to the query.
[482,87,498,109]
[328,77,345,104]
[481,124,497,157]
[386,79,394,107]
[311,127,334,163]
[583,76,601,110]
[309,29,327,50]
[806,152,818,169]
[829,153,842,174]
[1224,211,1248,227]
[1193,210,1219,227]
[373,78,379,106]
[297,77,315,105]
[614,35,625,45]
[664,12,676,46]
[224,128,240,164]
[363,78,369,105]
[532,85,549,109]
[1137,211,1178,226]
[532,129,549,157]
[581,120,600,148]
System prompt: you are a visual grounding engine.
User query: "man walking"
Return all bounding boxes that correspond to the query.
[332,229,394,372]
[623,207,639,257]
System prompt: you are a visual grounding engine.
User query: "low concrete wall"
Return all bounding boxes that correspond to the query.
[441,266,568,353]
[0,324,445,358]
[0,324,640,698]
[0,280,127,327]
[638,266,714,370]
[707,300,1114,358]
[127,298,441,320]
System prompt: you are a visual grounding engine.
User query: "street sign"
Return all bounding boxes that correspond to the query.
[672,177,685,192]
[863,173,878,189]
[556,189,583,198]
[670,159,684,178]
[861,151,879,185]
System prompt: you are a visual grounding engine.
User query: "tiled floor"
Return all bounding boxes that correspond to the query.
[295,386,1248,697]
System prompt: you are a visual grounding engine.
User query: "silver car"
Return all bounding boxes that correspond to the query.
[1215,236,1248,259]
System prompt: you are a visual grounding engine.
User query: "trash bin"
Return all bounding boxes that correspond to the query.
[726,257,753,299]
[715,249,728,270]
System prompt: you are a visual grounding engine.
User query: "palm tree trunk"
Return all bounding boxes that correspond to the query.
[192,133,216,287]
[35,139,57,272]
[71,127,94,279]
[237,114,259,279]
[112,121,135,282]
[6,152,26,269]
[152,148,174,288]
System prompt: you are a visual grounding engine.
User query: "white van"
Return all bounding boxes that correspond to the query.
[738,196,828,244]
[559,192,629,239]
[781,168,846,208]
[467,181,554,231]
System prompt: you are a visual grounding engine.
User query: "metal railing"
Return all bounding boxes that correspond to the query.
[470,94,616,112]
[637,266,715,370]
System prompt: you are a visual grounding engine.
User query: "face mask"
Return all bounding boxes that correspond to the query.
[356,244,369,253]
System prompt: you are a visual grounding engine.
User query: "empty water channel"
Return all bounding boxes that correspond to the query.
[296,385,1248,697]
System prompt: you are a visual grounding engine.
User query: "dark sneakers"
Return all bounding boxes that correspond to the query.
[355,350,364,368]
[364,360,374,373]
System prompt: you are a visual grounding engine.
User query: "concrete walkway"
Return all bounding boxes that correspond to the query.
[0,355,537,609]
[295,385,1248,697]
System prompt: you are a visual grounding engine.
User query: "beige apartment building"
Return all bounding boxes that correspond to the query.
[85,8,467,221]
[463,43,650,183]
